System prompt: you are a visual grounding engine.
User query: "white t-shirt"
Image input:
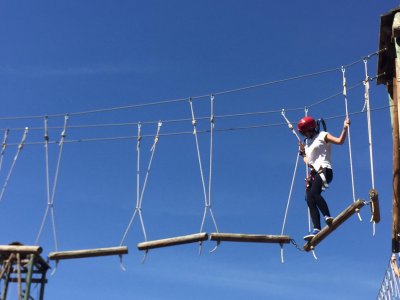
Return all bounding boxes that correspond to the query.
[305,131,332,171]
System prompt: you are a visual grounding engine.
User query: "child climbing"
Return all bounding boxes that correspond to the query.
[297,116,351,240]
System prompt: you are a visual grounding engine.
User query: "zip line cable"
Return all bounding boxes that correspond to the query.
[0,50,383,122]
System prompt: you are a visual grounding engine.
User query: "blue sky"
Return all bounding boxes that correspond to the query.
[0,1,398,299]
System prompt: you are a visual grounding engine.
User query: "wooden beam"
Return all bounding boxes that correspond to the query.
[303,199,365,252]
[209,233,291,244]
[8,278,48,284]
[0,246,42,255]
[370,188,381,224]
[48,246,128,261]
[137,233,208,251]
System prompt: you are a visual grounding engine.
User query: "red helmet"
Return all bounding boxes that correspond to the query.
[297,116,316,135]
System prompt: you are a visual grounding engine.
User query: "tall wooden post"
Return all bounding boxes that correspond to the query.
[378,8,400,253]
[391,75,400,252]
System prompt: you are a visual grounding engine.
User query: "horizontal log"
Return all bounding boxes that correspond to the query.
[8,277,47,284]
[48,246,128,260]
[137,233,208,251]
[0,245,42,255]
[303,199,365,252]
[209,233,291,244]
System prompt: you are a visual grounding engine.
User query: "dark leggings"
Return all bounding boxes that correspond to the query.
[306,168,333,230]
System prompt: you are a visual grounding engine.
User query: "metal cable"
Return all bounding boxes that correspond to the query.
[0,50,382,122]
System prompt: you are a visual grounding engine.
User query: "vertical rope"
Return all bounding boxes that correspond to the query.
[189,99,208,209]
[207,95,219,233]
[35,115,69,251]
[0,127,29,203]
[281,152,300,236]
[0,129,9,174]
[363,59,376,190]
[120,123,143,246]
[341,67,361,221]
[120,122,161,247]
[304,108,312,233]
[190,97,220,253]
[35,117,51,245]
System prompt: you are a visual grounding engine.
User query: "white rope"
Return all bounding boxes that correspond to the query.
[311,249,318,260]
[363,59,376,189]
[190,97,220,253]
[341,66,361,222]
[281,109,301,142]
[281,152,300,236]
[0,129,9,174]
[304,108,312,233]
[189,99,208,210]
[35,115,69,251]
[120,122,162,247]
[0,127,29,203]
[35,117,51,245]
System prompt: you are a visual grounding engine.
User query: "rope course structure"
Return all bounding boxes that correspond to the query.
[0,49,387,269]
[377,255,400,300]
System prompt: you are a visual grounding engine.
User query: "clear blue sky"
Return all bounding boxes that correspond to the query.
[0,1,397,299]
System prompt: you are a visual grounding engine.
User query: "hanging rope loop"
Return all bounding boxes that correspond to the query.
[120,121,162,251]
[35,115,69,249]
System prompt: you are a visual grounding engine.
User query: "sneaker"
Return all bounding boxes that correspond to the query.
[324,216,334,226]
[303,228,320,241]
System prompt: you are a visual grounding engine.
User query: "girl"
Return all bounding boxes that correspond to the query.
[297,116,350,240]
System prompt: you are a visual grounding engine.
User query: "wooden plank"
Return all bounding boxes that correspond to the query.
[370,188,381,223]
[209,233,291,244]
[0,246,42,255]
[137,233,208,251]
[48,246,128,260]
[303,199,365,252]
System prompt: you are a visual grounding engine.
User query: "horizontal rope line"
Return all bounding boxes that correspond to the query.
[4,105,390,147]
[0,50,381,122]
[0,80,367,132]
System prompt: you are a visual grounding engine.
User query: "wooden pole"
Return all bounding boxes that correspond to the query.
[48,246,128,260]
[23,254,35,300]
[209,233,291,244]
[392,13,400,252]
[0,245,42,255]
[0,255,13,300]
[391,77,400,252]
[39,271,46,300]
[303,199,365,252]
[16,253,21,300]
[137,233,208,251]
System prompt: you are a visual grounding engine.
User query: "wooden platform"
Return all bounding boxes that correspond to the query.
[48,246,128,260]
[209,233,291,244]
[137,233,208,251]
[303,199,365,252]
